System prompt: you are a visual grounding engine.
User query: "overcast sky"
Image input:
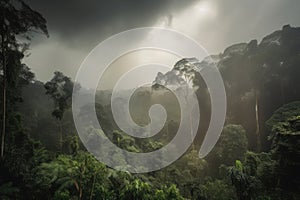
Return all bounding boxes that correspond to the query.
[23,0,300,84]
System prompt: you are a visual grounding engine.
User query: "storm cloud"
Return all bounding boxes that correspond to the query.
[23,0,300,83]
[25,0,197,46]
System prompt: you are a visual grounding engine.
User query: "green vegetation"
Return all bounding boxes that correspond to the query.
[1,0,300,199]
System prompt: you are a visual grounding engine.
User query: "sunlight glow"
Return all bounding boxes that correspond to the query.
[194,1,217,18]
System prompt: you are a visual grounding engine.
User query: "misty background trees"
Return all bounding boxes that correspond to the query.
[1,0,300,199]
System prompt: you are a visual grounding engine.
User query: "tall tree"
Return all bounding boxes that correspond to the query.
[45,71,75,151]
[0,0,48,159]
[266,101,300,197]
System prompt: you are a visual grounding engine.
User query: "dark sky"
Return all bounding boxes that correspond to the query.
[25,0,197,47]
[23,0,300,82]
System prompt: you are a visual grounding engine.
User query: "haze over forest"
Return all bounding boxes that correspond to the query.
[0,0,300,200]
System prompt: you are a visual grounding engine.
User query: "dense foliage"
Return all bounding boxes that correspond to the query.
[1,1,300,199]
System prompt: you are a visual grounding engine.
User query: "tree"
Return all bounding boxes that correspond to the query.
[45,71,76,151]
[35,151,109,200]
[266,101,300,198]
[229,160,255,200]
[173,58,199,149]
[266,101,300,136]
[198,179,236,200]
[243,151,279,199]
[206,124,248,176]
[0,0,48,159]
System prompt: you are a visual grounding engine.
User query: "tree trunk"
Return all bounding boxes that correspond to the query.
[184,78,194,150]
[79,186,82,200]
[255,90,260,152]
[59,120,63,152]
[1,31,7,159]
[280,79,286,105]
[89,173,97,200]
